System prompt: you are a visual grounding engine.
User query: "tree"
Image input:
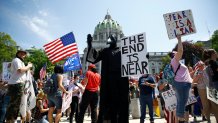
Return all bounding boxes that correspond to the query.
[0,32,17,72]
[211,30,218,52]
[24,48,54,79]
[172,41,204,66]
[161,55,171,70]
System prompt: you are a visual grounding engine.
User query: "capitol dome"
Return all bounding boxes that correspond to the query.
[93,11,124,41]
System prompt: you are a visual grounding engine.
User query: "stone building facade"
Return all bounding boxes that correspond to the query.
[81,12,168,75]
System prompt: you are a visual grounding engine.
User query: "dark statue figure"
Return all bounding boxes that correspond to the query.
[86,34,129,123]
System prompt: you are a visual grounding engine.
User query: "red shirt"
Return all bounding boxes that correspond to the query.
[85,70,101,92]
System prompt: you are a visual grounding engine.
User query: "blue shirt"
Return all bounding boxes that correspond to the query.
[138,76,155,96]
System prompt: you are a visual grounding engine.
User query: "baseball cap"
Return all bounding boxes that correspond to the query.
[88,64,96,69]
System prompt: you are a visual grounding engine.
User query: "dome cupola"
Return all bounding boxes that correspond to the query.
[93,11,124,42]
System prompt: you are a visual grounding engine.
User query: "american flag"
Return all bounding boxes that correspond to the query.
[39,64,47,80]
[44,32,78,63]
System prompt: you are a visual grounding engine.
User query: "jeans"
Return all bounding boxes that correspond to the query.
[47,92,62,109]
[139,94,154,122]
[173,81,191,118]
[0,96,10,123]
[35,116,49,123]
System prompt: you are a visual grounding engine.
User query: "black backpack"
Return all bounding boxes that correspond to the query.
[43,74,58,95]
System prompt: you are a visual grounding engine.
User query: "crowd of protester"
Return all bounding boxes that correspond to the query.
[0,36,218,123]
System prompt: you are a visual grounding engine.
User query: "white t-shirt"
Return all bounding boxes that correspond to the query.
[8,58,26,84]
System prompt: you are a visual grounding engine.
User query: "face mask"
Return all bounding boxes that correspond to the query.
[75,80,79,83]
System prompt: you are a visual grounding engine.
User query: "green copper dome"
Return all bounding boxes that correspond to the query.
[94,12,122,32]
[93,11,124,41]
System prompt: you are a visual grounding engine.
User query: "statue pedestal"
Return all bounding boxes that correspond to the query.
[130,98,141,119]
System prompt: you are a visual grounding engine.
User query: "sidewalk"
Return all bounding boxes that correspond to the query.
[59,114,216,123]
[15,113,216,122]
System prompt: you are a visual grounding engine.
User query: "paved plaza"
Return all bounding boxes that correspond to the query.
[58,114,216,123]
[15,114,216,123]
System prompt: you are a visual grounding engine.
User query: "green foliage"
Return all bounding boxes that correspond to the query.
[211,30,218,52]
[0,32,17,72]
[161,55,171,71]
[172,41,204,67]
[194,42,204,47]
[24,48,54,79]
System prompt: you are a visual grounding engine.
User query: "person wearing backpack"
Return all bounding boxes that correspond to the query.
[47,65,69,123]
[170,35,192,123]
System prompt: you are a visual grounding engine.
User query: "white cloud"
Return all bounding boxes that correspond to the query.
[39,10,48,17]
[21,15,53,42]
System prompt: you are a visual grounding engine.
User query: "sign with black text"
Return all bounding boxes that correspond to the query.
[121,33,149,77]
[207,87,218,104]
[163,9,196,39]
[162,89,197,111]
[2,62,12,81]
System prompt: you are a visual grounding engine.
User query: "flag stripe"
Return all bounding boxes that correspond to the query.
[47,43,77,58]
[52,50,78,63]
[48,44,78,60]
[43,32,79,63]
[39,64,46,80]
[44,38,60,47]
[45,40,62,54]
[51,49,78,63]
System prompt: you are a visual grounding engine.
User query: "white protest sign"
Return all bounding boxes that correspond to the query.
[62,91,73,113]
[163,9,196,39]
[162,89,197,111]
[121,32,149,77]
[207,87,218,104]
[2,62,12,81]
[20,71,36,117]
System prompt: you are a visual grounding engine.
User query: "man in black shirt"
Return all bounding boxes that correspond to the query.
[138,74,156,123]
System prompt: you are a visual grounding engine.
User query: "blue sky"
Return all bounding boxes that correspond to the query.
[0,0,217,54]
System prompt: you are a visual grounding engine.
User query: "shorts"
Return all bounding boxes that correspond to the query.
[6,83,24,120]
[47,92,62,109]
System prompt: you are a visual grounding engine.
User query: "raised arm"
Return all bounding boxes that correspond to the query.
[86,34,102,63]
[174,35,183,62]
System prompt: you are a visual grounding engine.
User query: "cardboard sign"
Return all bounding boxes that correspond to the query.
[207,87,218,104]
[162,89,197,111]
[2,62,12,81]
[163,9,196,39]
[61,91,73,113]
[121,32,149,77]
[20,71,36,117]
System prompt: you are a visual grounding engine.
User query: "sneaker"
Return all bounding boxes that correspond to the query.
[193,116,197,122]
[202,116,207,121]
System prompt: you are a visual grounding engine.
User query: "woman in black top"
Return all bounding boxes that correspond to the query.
[203,49,218,90]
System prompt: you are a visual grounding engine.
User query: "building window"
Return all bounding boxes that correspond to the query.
[152,69,155,74]
[94,35,97,40]
[99,33,103,40]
